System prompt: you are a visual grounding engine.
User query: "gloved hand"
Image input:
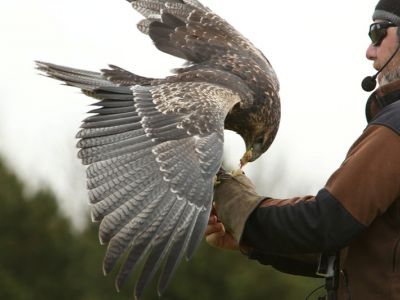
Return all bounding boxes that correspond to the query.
[213,171,265,244]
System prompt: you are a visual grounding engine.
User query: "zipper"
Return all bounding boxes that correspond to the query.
[393,237,400,272]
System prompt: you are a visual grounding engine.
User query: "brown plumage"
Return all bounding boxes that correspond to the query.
[36,0,280,298]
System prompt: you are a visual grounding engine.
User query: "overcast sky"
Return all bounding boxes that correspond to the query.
[0,0,379,226]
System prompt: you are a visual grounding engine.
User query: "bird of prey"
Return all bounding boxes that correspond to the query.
[37,0,280,298]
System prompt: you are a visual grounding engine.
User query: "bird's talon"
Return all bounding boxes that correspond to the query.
[230,169,244,177]
[213,176,222,186]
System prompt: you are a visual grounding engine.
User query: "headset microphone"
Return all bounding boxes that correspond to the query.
[361,74,379,92]
[362,43,400,92]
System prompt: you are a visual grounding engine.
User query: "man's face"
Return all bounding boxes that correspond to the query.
[366,19,400,85]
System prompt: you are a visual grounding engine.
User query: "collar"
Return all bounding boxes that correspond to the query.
[366,79,400,122]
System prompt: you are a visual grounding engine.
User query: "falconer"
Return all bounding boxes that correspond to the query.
[206,0,400,299]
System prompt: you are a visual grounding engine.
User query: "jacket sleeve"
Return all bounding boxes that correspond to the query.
[246,250,322,277]
[242,124,400,256]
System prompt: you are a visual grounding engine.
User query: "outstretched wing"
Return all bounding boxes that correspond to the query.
[36,0,280,298]
[129,0,279,94]
[100,1,278,102]
[36,62,240,298]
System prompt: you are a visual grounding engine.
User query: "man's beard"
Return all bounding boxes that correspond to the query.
[379,55,400,86]
[380,68,400,85]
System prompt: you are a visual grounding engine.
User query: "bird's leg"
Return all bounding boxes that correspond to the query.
[213,175,221,186]
[214,166,227,187]
[231,168,244,177]
[214,166,243,185]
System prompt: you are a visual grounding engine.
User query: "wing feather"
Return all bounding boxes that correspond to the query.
[157,204,199,295]
[81,115,141,129]
[76,124,143,140]
[103,192,175,276]
[86,149,151,178]
[185,205,211,259]
[101,65,155,86]
[88,157,157,203]
[86,152,153,190]
[115,198,186,291]
[78,133,149,159]
[103,184,177,275]
[77,128,145,148]
[88,106,135,115]
[99,181,170,244]
[83,111,139,123]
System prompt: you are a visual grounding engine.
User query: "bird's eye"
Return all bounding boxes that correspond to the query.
[255,137,264,144]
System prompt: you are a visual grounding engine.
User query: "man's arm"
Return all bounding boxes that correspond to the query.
[242,125,400,254]
[242,125,400,253]
[206,211,321,277]
[209,124,400,256]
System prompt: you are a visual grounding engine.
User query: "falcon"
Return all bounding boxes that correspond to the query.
[37,0,280,298]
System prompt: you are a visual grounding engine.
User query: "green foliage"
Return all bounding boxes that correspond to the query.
[0,159,323,300]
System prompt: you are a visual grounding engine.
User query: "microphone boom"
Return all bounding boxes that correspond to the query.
[362,43,400,92]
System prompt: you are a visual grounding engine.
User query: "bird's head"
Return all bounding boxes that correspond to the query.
[226,97,281,169]
[240,126,276,168]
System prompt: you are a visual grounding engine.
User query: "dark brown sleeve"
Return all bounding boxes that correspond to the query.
[247,251,322,277]
[242,125,400,255]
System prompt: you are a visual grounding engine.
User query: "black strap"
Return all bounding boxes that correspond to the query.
[316,252,340,300]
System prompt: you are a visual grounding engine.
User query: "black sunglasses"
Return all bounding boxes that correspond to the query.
[369,22,397,46]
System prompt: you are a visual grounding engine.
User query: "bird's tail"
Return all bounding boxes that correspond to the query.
[35,61,156,93]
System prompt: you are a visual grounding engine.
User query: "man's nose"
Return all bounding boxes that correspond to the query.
[366,44,377,61]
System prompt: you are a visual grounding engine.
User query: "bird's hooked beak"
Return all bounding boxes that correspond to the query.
[240,141,264,168]
[240,148,253,168]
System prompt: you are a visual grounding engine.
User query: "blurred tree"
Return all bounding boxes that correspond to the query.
[0,159,324,300]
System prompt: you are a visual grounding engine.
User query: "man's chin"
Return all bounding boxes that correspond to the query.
[378,69,400,86]
[377,71,390,86]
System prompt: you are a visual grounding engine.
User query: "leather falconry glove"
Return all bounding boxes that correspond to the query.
[213,171,266,243]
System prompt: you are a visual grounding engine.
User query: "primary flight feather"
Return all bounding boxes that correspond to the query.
[36,0,280,298]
